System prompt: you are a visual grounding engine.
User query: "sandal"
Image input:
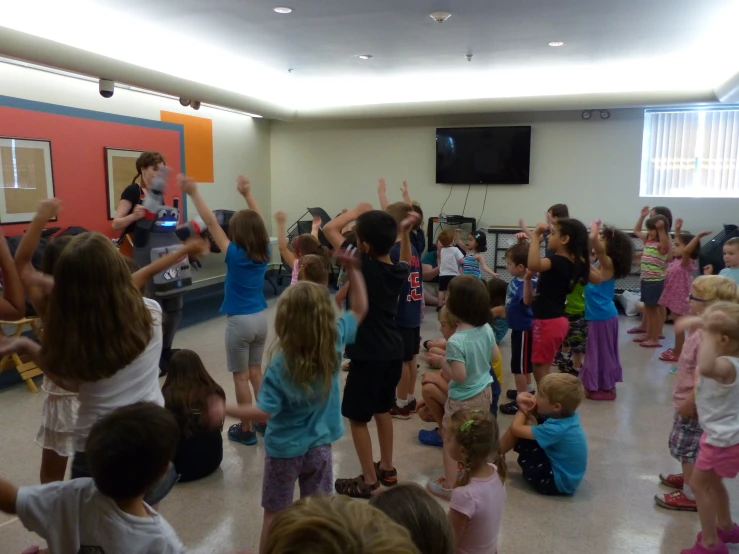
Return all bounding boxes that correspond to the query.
[334,475,380,498]
[374,461,398,486]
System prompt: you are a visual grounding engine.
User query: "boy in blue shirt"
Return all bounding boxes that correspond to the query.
[499,373,588,495]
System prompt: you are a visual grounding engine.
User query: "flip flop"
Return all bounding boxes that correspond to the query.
[633,336,647,343]
[627,327,646,334]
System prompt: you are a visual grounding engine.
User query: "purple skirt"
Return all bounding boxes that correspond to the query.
[580,317,622,392]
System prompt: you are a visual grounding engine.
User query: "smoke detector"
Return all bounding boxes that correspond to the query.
[430,12,452,23]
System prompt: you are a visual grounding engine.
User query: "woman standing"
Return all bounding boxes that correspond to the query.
[112,151,165,257]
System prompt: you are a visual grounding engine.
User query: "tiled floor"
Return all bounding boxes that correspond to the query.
[1,304,738,554]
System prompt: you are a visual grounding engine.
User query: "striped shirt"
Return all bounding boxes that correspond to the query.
[641,240,667,282]
[462,253,481,278]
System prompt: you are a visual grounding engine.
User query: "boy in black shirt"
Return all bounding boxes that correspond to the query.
[324,202,415,498]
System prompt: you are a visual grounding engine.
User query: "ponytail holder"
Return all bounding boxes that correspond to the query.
[460,420,475,432]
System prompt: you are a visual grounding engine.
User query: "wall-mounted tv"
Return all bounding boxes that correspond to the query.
[436,126,531,185]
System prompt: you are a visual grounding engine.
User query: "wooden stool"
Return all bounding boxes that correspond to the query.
[0,317,43,392]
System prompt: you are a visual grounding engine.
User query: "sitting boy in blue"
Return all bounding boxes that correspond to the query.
[499,373,588,495]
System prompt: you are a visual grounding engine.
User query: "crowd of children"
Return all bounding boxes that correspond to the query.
[0,157,738,554]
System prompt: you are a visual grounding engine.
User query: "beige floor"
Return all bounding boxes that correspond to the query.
[1,302,738,554]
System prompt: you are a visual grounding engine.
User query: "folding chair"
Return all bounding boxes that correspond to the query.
[0,317,43,392]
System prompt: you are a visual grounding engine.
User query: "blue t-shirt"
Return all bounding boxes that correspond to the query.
[446,324,495,401]
[531,413,588,494]
[257,312,357,459]
[220,242,268,315]
[585,277,617,321]
[720,267,739,284]
[390,242,423,329]
[410,228,426,257]
[505,277,535,331]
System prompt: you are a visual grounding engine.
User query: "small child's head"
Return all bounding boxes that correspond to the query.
[466,229,487,253]
[485,278,507,309]
[355,210,398,257]
[437,230,454,247]
[446,275,490,327]
[229,209,270,263]
[600,225,634,279]
[505,242,529,277]
[265,495,419,554]
[448,410,506,487]
[650,206,673,231]
[342,229,357,248]
[547,204,569,222]
[385,202,413,234]
[723,237,739,269]
[536,373,585,418]
[370,484,454,554]
[674,232,700,261]
[702,301,739,354]
[40,236,72,275]
[644,215,669,241]
[298,254,330,287]
[411,203,424,231]
[86,402,179,502]
[690,275,739,315]
[550,218,590,288]
[438,306,459,340]
[273,281,338,397]
[292,233,330,263]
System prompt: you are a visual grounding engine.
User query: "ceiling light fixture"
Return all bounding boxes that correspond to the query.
[430,12,452,23]
[548,41,565,47]
[581,110,592,120]
[273,7,293,14]
[600,110,611,119]
[357,54,373,60]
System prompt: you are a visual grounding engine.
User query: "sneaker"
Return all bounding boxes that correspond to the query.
[407,398,418,413]
[655,490,697,511]
[506,389,518,400]
[699,523,739,544]
[680,540,729,554]
[390,402,412,420]
[499,401,520,415]
[227,423,258,446]
[374,461,398,486]
[253,421,267,436]
[427,476,452,501]
[659,473,684,489]
[418,428,444,447]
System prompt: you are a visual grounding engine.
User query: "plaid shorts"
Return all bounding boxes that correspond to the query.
[563,314,587,354]
[669,412,703,463]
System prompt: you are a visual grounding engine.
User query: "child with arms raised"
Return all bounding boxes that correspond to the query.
[454,228,497,279]
[274,210,326,285]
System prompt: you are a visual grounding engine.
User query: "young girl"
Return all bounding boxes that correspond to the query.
[437,230,463,308]
[579,221,634,401]
[679,301,739,554]
[162,349,225,482]
[224,256,368,554]
[180,174,270,446]
[297,254,330,286]
[658,219,710,363]
[528,219,591,386]
[454,229,497,279]
[448,410,506,554]
[275,210,327,285]
[425,276,501,501]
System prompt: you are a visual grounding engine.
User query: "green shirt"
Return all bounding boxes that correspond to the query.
[446,324,495,401]
[565,283,585,316]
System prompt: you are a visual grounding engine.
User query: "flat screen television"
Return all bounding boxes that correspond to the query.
[436,126,531,185]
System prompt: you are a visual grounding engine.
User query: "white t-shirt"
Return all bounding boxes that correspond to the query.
[74,298,165,451]
[696,356,739,447]
[439,246,464,277]
[17,478,183,554]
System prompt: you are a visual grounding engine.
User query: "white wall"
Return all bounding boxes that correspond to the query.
[271,110,738,233]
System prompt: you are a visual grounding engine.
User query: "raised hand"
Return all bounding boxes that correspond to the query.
[37,198,61,221]
[177,173,197,195]
[399,212,420,233]
[378,178,387,194]
[534,222,549,235]
[274,210,287,225]
[516,392,537,414]
[675,218,684,231]
[640,206,650,218]
[697,231,712,239]
[525,268,537,280]
[236,175,251,196]
[184,235,210,256]
[655,219,665,231]
[589,219,601,240]
[704,264,714,275]
[312,215,322,228]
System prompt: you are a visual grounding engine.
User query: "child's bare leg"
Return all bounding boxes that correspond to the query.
[424,288,439,307]
[422,380,447,428]
[40,448,68,484]
[408,355,418,399]
[714,479,734,531]
[499,426,518,454]
[442,430,457,487]
[656,306,666,341]
[672,315,686,356]
[233,372,253,431]
[691,468,721,547]
[397,362,411,402]
[533,363,550,386]
[375,412,395,472]
[572,352,583,369]
[259,509,278,554]
[644,306,661,344]
[437,290,445,307]
[514,373,531,393]
[249,365,263,402]
[349,420,378,486]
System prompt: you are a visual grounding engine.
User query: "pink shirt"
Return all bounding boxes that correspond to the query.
[290,259,299,285]
[673,330,701,410]
[450,464,506,554]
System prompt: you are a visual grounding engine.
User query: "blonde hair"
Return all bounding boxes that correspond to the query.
[298,254,329,286]
[692,275,739,303]
[438,305,459,326]
[42,232,153,381]
[538,373,585,417]
[271,282,338,398]
[265,495,419,554]
[229,209,270,263]
[725,237,739,249]
[385,202,413,225]
[703,301,739,343]
[449,410,506,487]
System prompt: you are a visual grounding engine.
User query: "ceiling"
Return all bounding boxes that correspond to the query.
[2,0,739,119]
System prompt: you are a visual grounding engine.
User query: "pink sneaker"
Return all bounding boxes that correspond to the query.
[680,540,728,554]
[699,523,739,544]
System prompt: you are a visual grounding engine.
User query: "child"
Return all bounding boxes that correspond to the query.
[275,210,326,285]
[323,203,413,498]
[555,283,586,374]
[225,256,367,553]
[447,410,506,554]
[297,253,330,286]
[654,276,739,513]
[263,495,419,554]
[454,228,497,279]
[437,230,463,308]
[0,403,183,553]
[384,202,423,420]
[486,278,509,346]
[658,220,710,363]
[335,230,357,309]
[705,237,739,283]
[425,276,501,501]
[633,207,671,347]
[371,483,455,554]
[180,174,270,446]
[679,301,739,554]
[579,221,634,400]
[500,373,588,495]
[162,349,225,483]
[528,219,591,386]
[500,242,537,415]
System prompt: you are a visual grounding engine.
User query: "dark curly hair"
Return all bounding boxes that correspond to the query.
[676,232,701,261]
[601,225,634,279]
[470,229,487,253]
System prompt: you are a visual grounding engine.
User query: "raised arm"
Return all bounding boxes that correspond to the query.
[0,228,25,320]
[633,206,649,241]
[178,175,230,254]
[656,219,670,256]
[15,200,59,314]
[527,223,552,273]
[590,220,614,279]
[132,236,208,291]
[311,215,321,238]
[377,178,390,210]
[453,228,467,251]
[323,202,373,251]
[523,269,535,305]
[682,230,711,266]
[400,180,412,205]
[274,211,296,268]
[697,334,737,383]
[477,254,499,278]
[237,175,262,219]
[398,212,418,263]
[342,255,368,325]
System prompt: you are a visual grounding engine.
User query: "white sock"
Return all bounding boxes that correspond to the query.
[527,385,535,392]
[683,484,695,501]
[408,395,415,403]
[397,398,409,408]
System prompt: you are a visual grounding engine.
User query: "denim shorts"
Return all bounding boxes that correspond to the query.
[641,279,665,307]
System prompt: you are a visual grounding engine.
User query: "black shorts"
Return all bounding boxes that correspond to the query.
[510,329,533,375]
[514,438,561,495]
[438,275,455,292]
[399,326,421,362]
[341,360,403,423]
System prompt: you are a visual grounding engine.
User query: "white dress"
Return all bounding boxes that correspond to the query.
[35,377,79,457]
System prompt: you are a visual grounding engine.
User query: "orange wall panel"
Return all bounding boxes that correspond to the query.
[160,111,214,183]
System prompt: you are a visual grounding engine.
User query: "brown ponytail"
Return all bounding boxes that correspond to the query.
[449,409,506,487]
[133,151,165,187]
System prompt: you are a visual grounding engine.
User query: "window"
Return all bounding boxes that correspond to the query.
[640,108,739,198]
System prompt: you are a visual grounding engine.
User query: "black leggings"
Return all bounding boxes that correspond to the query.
[514,439,561,495]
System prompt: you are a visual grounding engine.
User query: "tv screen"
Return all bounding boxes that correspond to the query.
[436,126,531,185]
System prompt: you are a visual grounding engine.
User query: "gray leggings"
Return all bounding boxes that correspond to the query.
[226,311,268,372]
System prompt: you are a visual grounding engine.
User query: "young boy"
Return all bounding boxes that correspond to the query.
[436,229,463,308]
[555,282,587,374]
[500,373,588,495]
[499,241,537,415]
[710,237,739,283]
[0,402,183,553]
[324,202,414,498]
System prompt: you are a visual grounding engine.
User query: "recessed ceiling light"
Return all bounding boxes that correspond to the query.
[357,54,373,60]
[273,7,293,14]
[548,41,565,47]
